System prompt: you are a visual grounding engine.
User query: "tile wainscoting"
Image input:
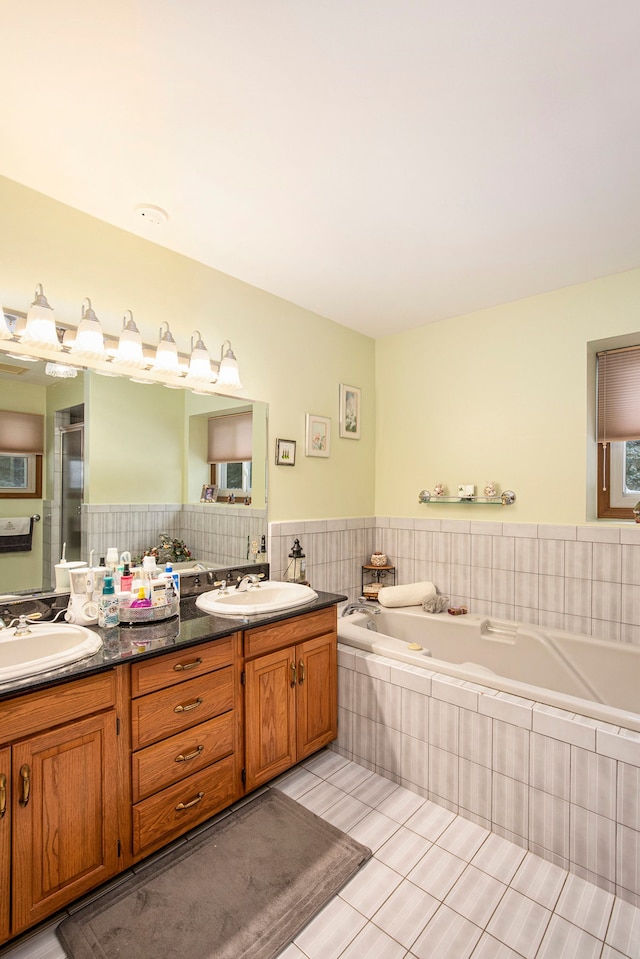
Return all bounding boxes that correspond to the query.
[269,516,640,646]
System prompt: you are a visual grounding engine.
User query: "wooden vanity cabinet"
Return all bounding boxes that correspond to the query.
[129,634,243,860]
[0,672,122,939]
[243,607,337,792]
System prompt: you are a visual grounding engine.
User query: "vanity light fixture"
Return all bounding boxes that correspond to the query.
[1,291,245,394]
[114,310,145,368]
[216,340,243,389]
[152,321,179,372]
[70,298,106,359]
[22,284,61,350]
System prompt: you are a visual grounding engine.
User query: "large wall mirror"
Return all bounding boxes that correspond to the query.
[0,353,268,595]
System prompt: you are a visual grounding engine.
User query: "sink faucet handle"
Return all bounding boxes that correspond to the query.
[214,579,228,593]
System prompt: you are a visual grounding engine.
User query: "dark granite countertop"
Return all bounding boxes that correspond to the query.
[0,590,346,702]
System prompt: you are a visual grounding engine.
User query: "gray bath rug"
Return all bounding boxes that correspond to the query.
[56,788,371,959]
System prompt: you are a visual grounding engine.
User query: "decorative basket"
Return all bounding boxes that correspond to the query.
[370,552,388,567]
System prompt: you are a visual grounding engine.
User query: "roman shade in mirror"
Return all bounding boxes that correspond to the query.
[0,410,44,453]
[207,410,253,463]
[597,346,640,444]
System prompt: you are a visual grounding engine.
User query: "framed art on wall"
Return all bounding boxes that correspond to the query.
[275,438,296,466]
[305,414,331,457]
[200,484,218,502]
[339,384,361,439]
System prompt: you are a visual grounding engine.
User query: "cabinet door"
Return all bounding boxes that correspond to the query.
[244,646,296,792]
[296,634,337,761]
[0,747,10,943]
[11,711,119,934]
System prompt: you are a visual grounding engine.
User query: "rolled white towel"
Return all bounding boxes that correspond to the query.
[377,581,436,608]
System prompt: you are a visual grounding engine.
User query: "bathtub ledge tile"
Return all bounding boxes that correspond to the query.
[479,691,533,729]
[597,726,640,766]
[355,653,393,681]
[389,661,434,695]
[532,704,596,750]
[432,674,479,711]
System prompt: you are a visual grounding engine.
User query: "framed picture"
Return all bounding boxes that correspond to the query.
[275,438,296,466]
[339,384,361,439]
[305,413,331,457]
[200,484,218,503]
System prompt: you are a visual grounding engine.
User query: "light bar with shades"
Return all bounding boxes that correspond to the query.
[0,286,244,394]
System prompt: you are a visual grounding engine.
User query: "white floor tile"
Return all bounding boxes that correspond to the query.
[485,888,551,959]
[347,808,401,852]
[376,785,426,824]
[295,780,347,816]
[337,919,408,959]
[469,932,524,958]
[407,844,467,900]
[436,817,490,861]
[536,914,602,959]
[328,761,374,793]
[373,880,439,949]
[293,896,367,959]
[375,826,432,876]
[606,896,640,959]
[320,793,371,832]
[303,749,349,779]
[555,871,615,940]
[404,799,456,842]
[340,858,403,918]
[444,864,507,928]
[410,904,482,959]
[510,850,568,909]
[471,832,527,884]
[351,771,400,808]
[274,767,323,800]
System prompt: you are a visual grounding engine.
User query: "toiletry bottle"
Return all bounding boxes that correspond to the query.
[131,586,152,608]
[164,561,180,600]
[98,575,119,627]
[106,547,119,574]
[120,563,133,593]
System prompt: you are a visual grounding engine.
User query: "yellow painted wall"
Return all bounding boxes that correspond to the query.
[0,175,376,521]
[375,269,640,523]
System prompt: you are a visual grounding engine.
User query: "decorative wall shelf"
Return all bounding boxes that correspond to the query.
[418,490,516,506]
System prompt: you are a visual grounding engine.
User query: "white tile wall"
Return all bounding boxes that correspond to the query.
[335,644,640,905]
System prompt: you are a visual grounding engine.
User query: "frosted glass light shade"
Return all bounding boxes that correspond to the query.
[216,342,242,389]
[152,322,179,372]
[22,284,61,350]
[114,311,145,368]
[186,331,212,382]
[70,299,105,359]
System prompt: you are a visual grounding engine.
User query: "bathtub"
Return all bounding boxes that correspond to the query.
[338,606,640,733]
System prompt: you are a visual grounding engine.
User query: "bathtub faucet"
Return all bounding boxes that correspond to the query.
[341,600,381,618]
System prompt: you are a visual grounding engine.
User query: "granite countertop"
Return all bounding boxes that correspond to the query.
[0,590,347,702]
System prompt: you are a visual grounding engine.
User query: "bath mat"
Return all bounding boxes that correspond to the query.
[56,788,371,959]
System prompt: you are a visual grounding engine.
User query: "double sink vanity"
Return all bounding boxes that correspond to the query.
[0,567,345,946]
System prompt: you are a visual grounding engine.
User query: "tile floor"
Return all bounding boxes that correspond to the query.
[2,750,639,959]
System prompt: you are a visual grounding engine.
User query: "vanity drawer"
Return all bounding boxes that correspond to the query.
[130,635,238,697]
[131,667,234,750]
[244,607,336,659]
[132,712,235,802]
[132,755,236,856]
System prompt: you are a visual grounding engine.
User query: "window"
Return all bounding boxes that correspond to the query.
[0,452,42,497]
[597,345,640,518]
[214,461,252,493]
[207,410,253,499]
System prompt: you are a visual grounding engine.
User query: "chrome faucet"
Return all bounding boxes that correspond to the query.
[341,599,381,618]
[236,573,265,592]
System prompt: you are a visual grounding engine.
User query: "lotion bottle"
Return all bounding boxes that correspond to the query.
[98,575,119,627]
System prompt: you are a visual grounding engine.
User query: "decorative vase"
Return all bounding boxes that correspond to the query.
[370,552,388,567]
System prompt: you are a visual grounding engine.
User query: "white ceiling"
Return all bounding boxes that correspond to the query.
[1,1,639,338]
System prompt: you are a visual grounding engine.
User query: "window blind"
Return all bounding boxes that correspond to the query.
[0,410,44,453]
[207,411,252,463]
[597,347,640,444]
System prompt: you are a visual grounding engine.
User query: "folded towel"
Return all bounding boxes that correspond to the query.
[0,517,30,536]
[377,581,436,607]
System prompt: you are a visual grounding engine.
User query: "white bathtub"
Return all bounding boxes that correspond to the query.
[338,606,640,733]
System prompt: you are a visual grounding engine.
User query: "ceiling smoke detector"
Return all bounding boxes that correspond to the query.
[134,204,168,226]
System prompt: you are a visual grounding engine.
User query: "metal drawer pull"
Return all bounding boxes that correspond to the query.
[290,662,297,687]
[174,744,204,763]
[298,659,305,684]
[175,791,204,811]
[19,764,30,808]
[173,657,203,672]
[174,697,203,714]
[0,773,6,819]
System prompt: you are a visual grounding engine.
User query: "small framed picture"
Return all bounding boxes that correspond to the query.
[305,413,331,457]
[200,484,218,502]
[275,438,296,466]
[339,384,361,439]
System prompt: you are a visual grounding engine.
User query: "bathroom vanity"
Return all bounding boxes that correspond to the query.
[0,585,344,945]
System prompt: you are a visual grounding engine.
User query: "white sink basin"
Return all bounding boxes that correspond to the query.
[0,622,103,683]
[196,581,318,617]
